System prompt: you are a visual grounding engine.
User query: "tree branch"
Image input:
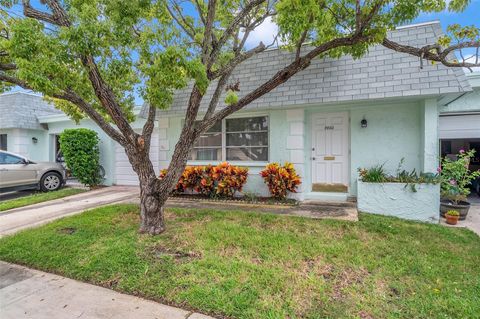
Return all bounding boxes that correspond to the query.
[0,72,126,144]
[197,35,366,133]
[382,38,480,68]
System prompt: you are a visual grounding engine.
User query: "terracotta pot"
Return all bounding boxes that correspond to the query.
[440,200,470,220]
[445,214,459,225]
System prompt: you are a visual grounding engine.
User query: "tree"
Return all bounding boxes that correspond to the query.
[0,0,479,234]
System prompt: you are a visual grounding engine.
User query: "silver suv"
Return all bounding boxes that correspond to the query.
[0,151,66,192]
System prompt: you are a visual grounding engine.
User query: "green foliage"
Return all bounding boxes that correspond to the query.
[0,188,86,212]
[440,149,480,203]
[358,158,441,191]
[224,89,239,105]
[59,128,101,187]
[446,210,460,217]
[0,204,479,318]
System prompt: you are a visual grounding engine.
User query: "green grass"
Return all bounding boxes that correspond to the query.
[0,188,86,212]
[0,204,479,319]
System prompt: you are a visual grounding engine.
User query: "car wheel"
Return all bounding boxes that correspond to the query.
[40,172,62,191]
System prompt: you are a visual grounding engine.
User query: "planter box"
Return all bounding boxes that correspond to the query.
[357,181,440,223]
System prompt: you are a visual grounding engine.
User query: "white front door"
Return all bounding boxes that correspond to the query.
[311,112,349,190]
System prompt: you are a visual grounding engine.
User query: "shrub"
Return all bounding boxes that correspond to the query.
[212,162,249,197]
[440,149,480,204]
[260,162,301,199]
[59,128,101,187]
[160,162,248,197]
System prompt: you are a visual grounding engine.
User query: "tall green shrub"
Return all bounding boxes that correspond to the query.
[60,128,101,187]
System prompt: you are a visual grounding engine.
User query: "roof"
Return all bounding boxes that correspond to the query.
[142,21,471,117]
[0,92,63,130]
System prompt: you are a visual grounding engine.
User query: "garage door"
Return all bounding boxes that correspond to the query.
[439,114,480,139]
[114,130,159,185]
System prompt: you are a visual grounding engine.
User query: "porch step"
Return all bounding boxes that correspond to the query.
[301,200,357,209]
[303,192,350,202]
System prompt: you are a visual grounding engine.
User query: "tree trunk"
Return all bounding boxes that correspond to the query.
[138,180,166,235]
[127,130,197,235]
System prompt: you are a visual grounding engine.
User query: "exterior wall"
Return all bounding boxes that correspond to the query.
[357,181,440,223]
[161,100,434,199]
[0,128,49,161]
[440,87,480,114]
[46,119,117,186]
[164,109,293,198]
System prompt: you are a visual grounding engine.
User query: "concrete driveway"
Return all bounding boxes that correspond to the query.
[0,186,139,237]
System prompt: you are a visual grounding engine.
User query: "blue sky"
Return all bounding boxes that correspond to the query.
[7,0,480,105]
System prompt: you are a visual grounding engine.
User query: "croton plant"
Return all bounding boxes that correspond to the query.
[260,162,302,199]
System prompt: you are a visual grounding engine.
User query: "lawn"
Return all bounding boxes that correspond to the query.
[0,204,479,319]
[0,188,86,212]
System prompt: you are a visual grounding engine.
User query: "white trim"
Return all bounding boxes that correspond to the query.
[189,114,270,164]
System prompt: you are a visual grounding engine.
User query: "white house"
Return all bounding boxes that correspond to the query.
[1,21,479,202]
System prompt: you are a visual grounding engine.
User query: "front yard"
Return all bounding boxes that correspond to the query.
[0,204,478,318]
[0,188,86,212]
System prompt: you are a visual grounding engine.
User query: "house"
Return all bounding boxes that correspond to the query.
[1,21,479,202]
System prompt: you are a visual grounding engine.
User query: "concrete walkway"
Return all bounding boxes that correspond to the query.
[0,186,139,237]
[0,261,212,319]
[441,203,480,236]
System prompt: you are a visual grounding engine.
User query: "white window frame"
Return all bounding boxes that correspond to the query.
[188,114,269,166]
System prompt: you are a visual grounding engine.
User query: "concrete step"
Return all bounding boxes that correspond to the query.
[301,200,357,209]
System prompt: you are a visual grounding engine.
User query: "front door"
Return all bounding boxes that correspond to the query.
[311,112,349,192]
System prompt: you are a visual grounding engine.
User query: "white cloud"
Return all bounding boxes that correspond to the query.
[244,17,281,48]
[463,54,480,73]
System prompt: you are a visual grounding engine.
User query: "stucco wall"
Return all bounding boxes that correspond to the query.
[0,128,48,161]
[164,109,294,198]
[440,87,480,113]
[350,103,423,195]
[47,120,117,185]
[357,181,440,223]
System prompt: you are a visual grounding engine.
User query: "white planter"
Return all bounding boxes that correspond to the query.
[357,181,440,223]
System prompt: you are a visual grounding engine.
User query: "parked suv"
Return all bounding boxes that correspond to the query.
[0,151,66,192]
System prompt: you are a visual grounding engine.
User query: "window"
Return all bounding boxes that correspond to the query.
[0,134,7,151]
[189,116,269,162]
[0,152,23,164]
[189,121,222,161]
[226,117,268,161]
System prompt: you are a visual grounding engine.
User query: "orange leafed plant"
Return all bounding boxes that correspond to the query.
[260,162,301,199]
[212,162,249,197]
[159,162,248,197]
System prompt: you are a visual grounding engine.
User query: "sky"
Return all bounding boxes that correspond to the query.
[6,0,480,105]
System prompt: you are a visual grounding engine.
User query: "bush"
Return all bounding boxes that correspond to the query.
[160,162,248,197]
[440,149,480,204]
[260,162,301,199]
[59,128,101,187]
[212,162,249,197]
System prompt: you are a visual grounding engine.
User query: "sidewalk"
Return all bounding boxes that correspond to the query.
[0,261,212,319]
[0,186,139,237]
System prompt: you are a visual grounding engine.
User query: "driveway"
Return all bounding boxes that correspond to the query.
[0,186,139,237]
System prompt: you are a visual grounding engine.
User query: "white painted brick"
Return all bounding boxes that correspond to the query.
[290,149,305,164]
[286,135,304,149]
[159,139,169,151]
[286,109,304,122]
[158,117,169,129]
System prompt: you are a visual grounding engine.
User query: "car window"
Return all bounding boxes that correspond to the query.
[0,153,23,164]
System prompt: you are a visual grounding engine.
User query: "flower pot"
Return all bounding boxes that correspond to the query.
[445,214,460,225]
[440,200,470,220]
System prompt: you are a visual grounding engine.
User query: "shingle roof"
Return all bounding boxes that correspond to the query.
[0,92,63,130]
[141,21,471,117]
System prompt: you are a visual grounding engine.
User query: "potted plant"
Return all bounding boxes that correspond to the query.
[445,210,460,225]
[440,149,480,220]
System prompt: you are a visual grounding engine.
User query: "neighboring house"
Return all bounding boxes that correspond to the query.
[1,21,479,201]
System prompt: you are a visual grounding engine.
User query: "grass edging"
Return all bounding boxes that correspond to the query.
[0,188,87,212]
